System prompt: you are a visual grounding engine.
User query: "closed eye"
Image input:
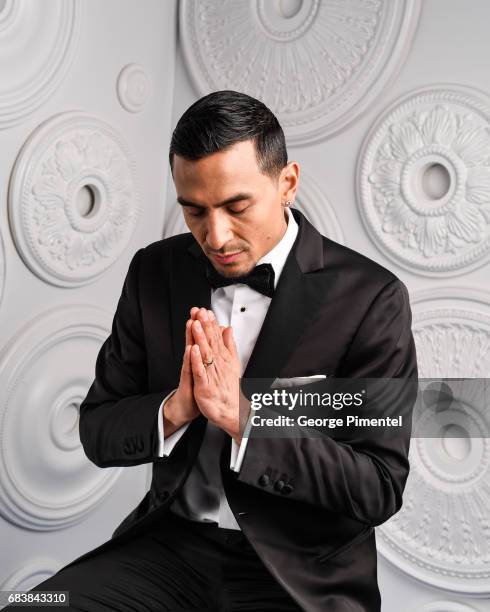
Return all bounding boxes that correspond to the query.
[185,207,204,217]
[184,204,250,217]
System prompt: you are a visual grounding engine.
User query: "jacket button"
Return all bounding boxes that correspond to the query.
[281,484,293,495]
[274,479,285,492]
[122,440,134,455]
[258,474,270,486]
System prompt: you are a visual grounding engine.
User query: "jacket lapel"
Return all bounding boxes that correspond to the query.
[242,209,326,380]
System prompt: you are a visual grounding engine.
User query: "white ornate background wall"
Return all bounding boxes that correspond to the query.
[0,0,177,595]
[1,0,489,609]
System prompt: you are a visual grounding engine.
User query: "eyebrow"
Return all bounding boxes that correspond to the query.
[176,193,254,209]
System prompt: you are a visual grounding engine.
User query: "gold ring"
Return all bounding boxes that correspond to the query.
[203,357,214,367]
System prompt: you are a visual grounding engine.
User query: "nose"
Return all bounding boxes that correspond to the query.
[205,211,232,251]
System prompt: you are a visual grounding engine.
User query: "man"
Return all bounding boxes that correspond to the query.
[18,90,417,611]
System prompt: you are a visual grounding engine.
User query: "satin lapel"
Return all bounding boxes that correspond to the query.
[241,255,323,380]
[242,207,327,380]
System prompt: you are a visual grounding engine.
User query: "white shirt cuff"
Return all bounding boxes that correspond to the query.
[157,389,190,457]
[229,408,254,472]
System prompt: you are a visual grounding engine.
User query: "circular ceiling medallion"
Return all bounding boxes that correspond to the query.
[0,230,5,308]
[358,86,490,276]
[9,111,140,287]
[0,0,81,129]
[117,64,151,113]
[0,305,122,530]
[377,289,490,594]
[413,602,478,612]
[180,0,421,143]
[1,558,61,591]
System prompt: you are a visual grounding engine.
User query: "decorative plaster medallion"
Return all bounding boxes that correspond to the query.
[180,0,421,143]
[117,64,151,113]
[413,602,478,612]
[0,305,123,530]
[0,230,5,308]
[0,0,80,129]
[358,86,490,276]
[0,558,61,591]
[377,289,490,594]
[9,112,140,287]
[164,169,344,244]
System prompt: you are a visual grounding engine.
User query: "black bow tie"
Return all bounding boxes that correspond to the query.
[205,260,275,298]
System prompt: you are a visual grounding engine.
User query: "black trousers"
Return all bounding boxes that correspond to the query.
[8,511,302,611]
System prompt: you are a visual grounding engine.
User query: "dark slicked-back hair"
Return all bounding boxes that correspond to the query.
[169,90,288,183]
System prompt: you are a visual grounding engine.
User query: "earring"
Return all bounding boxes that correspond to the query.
[285,200,293,207]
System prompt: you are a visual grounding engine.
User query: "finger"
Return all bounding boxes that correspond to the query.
[206,309,223,349]
[195,308,219,356]
[186,318,199,354]
[185,318,194,347]
[192,318,213,364]
[190,307,200,320]
[222,326,239,360]
[199,308,223,356]
[190,343,207,383]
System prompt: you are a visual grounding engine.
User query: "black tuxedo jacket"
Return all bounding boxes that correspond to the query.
[66,208,418,612]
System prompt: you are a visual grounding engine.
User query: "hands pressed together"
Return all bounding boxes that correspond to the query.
[163,307,245,445]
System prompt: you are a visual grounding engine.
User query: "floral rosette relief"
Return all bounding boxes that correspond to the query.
[358,88,490,276]
[0,0,80,129]
[9,112,139,286]
[377,290,490,594]
[180,0,421,143]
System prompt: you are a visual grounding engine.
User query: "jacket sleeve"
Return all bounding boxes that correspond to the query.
[79,248,177,468]
[234,278,418,527]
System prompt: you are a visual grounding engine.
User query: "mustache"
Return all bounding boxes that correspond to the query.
[207,247,248,255]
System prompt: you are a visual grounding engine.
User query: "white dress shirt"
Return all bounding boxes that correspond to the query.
[156,206,298,529]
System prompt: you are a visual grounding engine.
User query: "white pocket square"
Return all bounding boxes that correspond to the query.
[271,374,327,389]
